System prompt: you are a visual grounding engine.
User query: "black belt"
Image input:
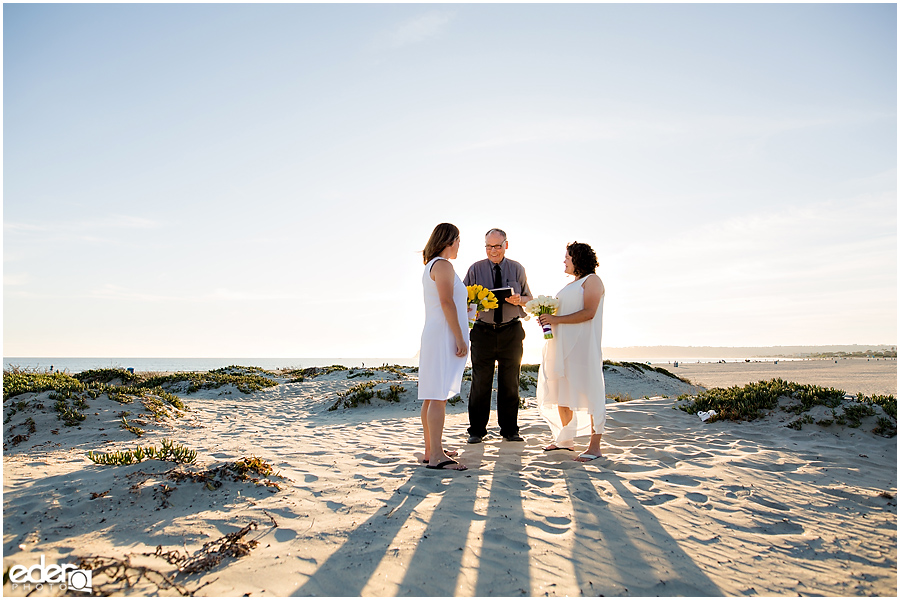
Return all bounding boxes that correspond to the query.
[474,318,520,330]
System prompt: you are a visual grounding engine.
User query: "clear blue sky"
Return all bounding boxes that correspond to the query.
[4,3,897,361]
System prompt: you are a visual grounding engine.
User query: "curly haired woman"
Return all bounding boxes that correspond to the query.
[536,241,607,462]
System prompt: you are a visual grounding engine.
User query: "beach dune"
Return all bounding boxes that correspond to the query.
[3,364,896,596]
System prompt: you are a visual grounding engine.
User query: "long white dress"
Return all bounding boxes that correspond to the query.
[418,257,469,400]
[536,275,606,447]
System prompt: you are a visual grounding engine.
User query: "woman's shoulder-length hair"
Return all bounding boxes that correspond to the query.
[567,241,598,278]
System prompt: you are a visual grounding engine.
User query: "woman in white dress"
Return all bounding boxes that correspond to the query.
[418,223,469,471]
[536,242,606,462]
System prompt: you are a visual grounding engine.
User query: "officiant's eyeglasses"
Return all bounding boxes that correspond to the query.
[485,243,505,250]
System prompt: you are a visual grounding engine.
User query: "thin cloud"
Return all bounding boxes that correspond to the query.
[385,11,454,48]
[87,285,301,303]
[5,215,159,235]
[448,110,894,153]
[83,285,366,304]
[3,273,30,287]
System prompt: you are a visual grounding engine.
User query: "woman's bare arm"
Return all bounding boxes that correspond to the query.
[432,259,468,357]
[539,275,604,326]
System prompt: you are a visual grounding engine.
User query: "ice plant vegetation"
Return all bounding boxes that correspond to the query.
[88,439,198,465]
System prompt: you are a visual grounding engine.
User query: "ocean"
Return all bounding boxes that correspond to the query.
[2,357,418,373]
[3,355,812,374]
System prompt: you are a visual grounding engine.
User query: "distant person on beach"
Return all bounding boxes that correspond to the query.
[536,242,606,462]
[418,223,469,471]
[463,228,533,444]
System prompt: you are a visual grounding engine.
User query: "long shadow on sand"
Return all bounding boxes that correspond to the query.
[472,446,531,596]
[562,467,722,596]
[291,444,532,596]
[292,468,478,596]
[393,465,482,596]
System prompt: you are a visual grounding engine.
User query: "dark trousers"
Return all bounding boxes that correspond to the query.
[467,320,525,438]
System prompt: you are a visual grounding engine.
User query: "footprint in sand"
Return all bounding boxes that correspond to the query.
[660,474,701,487]
[528,515,572,535]
[606,462,657,474]
[747,495,791,512]
[274,528,298,542]
[720,484,751,499]
[686,492,708,503]
[732,459,803,473]
[749,519,805,535]
[629,479,655,492]
[639,493,678,506]
[357,453,402,465]
[523,478,556,489]
[572,489,607,504]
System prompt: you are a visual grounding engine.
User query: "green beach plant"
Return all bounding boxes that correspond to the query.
[678,379,845,422]
[375,384,406,403]
[120,416,145,437]
[54,398,87,426]
[678,379,896,436]
[4,371,85,401]
[139,371,276,395]
[873,416,897,438]
[87,439,198,466]
[604,361,693,384]
[302,365,349,378]
[347,369,375,379]
[74,368,139,385]
[519,374,537,390]
[328,381,377,411]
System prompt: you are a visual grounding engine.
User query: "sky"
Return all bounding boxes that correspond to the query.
[3,2,897,362]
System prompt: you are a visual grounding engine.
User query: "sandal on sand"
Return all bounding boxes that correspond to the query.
[426,459,467,471]
[543,445,574,452]
[575,453,601,462]
[421,449,458,463]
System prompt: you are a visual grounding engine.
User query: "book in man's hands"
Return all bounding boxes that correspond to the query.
[490,287,513,303]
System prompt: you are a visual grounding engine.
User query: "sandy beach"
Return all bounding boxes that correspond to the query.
[656,358,897,397]
[3,362,896,596]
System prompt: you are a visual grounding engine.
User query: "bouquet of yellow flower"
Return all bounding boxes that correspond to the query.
[466,285,500,329]
[524,295,560,339]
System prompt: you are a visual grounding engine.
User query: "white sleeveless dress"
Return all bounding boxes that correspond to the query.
[418,257,469,400]
[536,275,606,446]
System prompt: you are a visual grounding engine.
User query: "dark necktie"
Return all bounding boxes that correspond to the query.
[493,264,503,324]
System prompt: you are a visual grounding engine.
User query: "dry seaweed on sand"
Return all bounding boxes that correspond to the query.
[148,522,259,575]
[76,522,261,595]
[167,456,288,491]
[75,555,211,596]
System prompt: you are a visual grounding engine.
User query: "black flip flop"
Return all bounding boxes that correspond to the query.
[426,459,467,471]
[421,450,458,463]
[543,445,575,452]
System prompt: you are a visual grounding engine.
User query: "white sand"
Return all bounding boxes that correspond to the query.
[3,365,896,596]
[657,357,897,397]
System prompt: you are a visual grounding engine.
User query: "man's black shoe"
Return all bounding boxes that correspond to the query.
[502,434,525,442]
[467,435,483,444]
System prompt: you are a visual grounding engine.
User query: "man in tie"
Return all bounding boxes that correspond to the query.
[463,228,533,444]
